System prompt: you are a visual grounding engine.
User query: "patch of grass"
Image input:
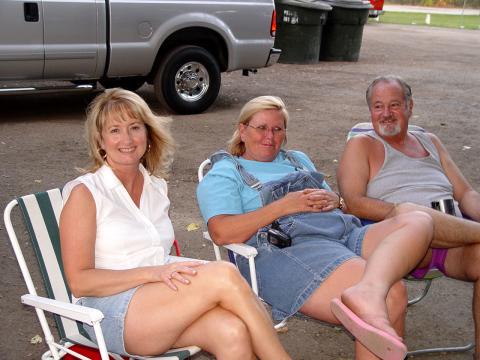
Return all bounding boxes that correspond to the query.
[369,11,480,29]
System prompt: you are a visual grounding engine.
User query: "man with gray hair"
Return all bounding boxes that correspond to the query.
[337,75,480,358]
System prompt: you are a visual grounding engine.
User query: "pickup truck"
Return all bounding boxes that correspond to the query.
[0,0,280,114]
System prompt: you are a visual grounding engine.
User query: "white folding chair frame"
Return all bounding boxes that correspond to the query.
[4,196,109,360]
[198,159,260,295]
[4,190,201,360]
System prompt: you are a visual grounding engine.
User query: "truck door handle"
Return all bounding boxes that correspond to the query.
[24,2,39,22]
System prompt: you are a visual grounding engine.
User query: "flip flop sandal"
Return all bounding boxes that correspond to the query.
[331,298,407,360]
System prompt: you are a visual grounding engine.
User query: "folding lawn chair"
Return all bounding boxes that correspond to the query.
[347,122,474,356]
[4,188,201,360]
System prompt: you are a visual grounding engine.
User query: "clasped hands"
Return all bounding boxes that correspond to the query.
[282,188,340,213]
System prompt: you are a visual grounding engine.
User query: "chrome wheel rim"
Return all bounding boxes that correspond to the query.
[174,62,209,102]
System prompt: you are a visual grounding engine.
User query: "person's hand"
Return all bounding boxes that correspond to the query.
[151,261,204,291]
[279,189,337,214]
[280,188,340,214]
[303,188,340,212]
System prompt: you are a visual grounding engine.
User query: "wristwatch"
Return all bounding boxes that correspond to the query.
[336,193,346,211]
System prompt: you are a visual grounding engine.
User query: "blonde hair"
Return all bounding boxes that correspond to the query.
[85,88,175,178]
[227,95,289,156]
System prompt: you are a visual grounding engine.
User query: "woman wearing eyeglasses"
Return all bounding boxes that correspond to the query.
[197,95,435,360]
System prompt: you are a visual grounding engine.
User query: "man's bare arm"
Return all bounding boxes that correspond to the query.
[428,133,480,221]
[337,135,395,221]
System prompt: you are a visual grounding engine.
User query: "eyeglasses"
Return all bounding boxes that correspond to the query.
[245,124,286,136]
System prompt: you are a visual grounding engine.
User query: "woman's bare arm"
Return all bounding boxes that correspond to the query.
[60,184,201,297]
[207,188,339,245]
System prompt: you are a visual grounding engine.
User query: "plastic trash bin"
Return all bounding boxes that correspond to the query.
[274,0,332,64]
[319,0,371,61]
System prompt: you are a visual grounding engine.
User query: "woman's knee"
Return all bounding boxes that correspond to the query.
[203,261,249,292]
[395,202,421,215]
[398,211,434,241]
[210,314,253,358]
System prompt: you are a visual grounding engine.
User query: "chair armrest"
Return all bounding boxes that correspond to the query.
[21,294,104,325]
[203,231,258,258]
[224,243,258,258]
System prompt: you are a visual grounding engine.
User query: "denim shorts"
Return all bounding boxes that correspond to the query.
[76,286,139,356]
[237,220,369,321]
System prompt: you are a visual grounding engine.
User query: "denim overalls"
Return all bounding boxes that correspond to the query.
[210,150,369,321]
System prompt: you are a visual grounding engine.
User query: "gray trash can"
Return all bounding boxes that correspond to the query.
[274,0,332,64]
[319,0,371,61]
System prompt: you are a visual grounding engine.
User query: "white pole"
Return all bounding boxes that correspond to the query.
[460,0,466,28]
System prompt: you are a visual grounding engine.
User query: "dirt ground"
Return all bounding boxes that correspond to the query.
[1,23,479,359]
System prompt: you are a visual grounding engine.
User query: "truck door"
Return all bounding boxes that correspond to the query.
[43,0,105,79]
[0,0,45,79]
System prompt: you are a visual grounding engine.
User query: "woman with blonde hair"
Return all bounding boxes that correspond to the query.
[60,89,291,359]
[197,95,435,360]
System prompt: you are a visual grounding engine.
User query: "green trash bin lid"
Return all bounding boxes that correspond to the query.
[277,0,332,11]
[322,0,371,9]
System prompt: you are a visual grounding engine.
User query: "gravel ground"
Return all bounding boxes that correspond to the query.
[1,23,479,359]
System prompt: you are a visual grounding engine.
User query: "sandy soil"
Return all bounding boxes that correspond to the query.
[1,23,479,359]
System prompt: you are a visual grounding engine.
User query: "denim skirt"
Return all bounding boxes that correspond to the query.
[77,286,139,356]
[237,212,369,321]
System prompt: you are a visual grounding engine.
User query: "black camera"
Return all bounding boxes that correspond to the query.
[267,221,292,248]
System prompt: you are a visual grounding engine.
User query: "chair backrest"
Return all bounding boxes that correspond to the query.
[347,122,425,141]
[197,159,211,182]
[198,158,240,264]
[5,189,95,346]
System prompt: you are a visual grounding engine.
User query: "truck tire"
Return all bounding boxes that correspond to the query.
[154,46,221,114]
[99,77,145,92]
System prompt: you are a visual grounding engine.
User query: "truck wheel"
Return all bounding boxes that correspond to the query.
[99,77,145,92]
[154,46,220,114]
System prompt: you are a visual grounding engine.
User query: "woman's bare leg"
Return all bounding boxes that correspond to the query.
[173,306,256,360]
[299,257,407,360]
[341,211,433,340]
[124,261,290,359]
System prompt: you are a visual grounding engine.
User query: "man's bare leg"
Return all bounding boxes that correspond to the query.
[390,202,480,248]
[442,245,480,358]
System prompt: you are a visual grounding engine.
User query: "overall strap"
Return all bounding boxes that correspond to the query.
[284,150,308,171]
[209,150,262,189]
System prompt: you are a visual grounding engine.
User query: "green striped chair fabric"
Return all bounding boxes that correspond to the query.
[4,188,201,360]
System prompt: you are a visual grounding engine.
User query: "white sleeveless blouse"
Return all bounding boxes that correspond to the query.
[62,164,175,271]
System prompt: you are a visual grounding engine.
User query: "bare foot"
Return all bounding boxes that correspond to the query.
[341,283,402,342]
[330,298,407,360]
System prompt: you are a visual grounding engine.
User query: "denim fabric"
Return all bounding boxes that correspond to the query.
[77,286,139,356]
[232,168,368,321]
[238,224,367,321]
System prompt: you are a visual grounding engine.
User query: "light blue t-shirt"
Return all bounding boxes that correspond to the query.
[196,150,331,223]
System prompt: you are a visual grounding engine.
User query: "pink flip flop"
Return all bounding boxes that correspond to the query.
[331,298,407,360]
